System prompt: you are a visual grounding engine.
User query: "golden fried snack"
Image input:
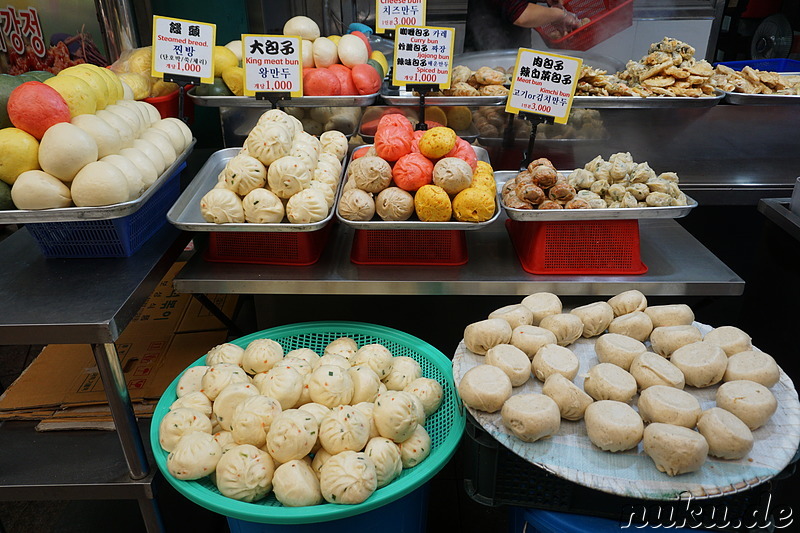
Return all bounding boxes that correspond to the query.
[444,82,480,97]
[531,165,559,189]
[516,182,546,205]
[479,84,509,96]
[528,158,555,171]
[548,181,576,202]
[474,66,507,85]
[538,200,562,210]
[565,198,591,209]
[452,65,472,85]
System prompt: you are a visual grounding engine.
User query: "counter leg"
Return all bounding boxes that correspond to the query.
[91,343,150,479]
[139,495,166,533]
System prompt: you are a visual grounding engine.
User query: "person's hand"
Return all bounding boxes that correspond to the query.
[553,8,580,34]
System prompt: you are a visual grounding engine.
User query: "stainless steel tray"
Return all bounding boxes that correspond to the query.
[187,87,379,108]
[0,140,196,224]
[380,83,508,106]
[496,170,697,221]
[723,91,800,106]
[571,90,724,109]
[336,145,500,230]
[167,147,345,233]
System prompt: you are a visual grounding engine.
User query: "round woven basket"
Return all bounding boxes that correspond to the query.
[150,321,465,524]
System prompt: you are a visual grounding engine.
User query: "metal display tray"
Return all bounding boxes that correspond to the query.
[571,90,724,109]
[167,147,344,233]
[336,145,500,230]
[380,83,507,106]
[0,140,196,224]
[497,170,697,221]
[359,122,480,144]
[187,86,379,108]
[723,76,800,106]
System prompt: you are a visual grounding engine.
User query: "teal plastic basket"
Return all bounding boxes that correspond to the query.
[150,321,465,525]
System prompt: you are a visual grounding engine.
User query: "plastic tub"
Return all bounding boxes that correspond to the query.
[509,507,707,533]
[351,229,468,266]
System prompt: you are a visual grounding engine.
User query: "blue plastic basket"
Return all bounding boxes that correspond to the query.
[26,162,186,258]
[509,508,709,533]
[714,59,800,73]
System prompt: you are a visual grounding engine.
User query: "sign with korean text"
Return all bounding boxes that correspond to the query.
[506,49,582,125]
[151,16,215,84]
[392,26,453,89]
[242,34,302,97]
[376,0,425,33]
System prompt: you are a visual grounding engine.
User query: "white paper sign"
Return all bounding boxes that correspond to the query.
[151,16,215,84]
[391,26,453,88]
[242,34,302,97]
[505,48,582,125]
[376,0,426,33]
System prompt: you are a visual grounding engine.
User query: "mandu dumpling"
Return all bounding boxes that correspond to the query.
[320,130,348,161]
[199,188,245,223]
[242,188,285,223]
[267,155,312,199]
[218,154,267,196]
[245,121,293,166]
[286,188,329,224]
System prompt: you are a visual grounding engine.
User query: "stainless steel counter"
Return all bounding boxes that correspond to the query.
[758,198,800,243]
[174,217,744,297]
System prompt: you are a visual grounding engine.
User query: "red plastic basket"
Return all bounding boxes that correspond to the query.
[204,220,334,265]
[506,218,647,275]
[351,229,468,266]
[536,0,634,51]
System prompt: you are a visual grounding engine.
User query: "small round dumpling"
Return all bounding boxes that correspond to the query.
[286,188,329,224]
[254,365,304,410]
[215,443,274,502]
[319,405,371,455]
[630,352,685,390]
[607,311,653,342]
[350,156,392,193]
[200,363,251,401]
[319,451,377,505]
[170,391,212,418]
[267,155,312,199]
[158,407,212,452]
[595,334,646,371]
[501,393,560,442]
[230,395,282,448]
[403,378,444,416]
[520,292,562,325]
[382,356,422,391]
[324,337,358,361]
[351,344,394,380]
[486,343,531,386]
[582,363,637,403]
[457,364,512,414]
[352,402,380,440]
[532,344,579,382]
[539,313,584,347]
[258,109,300,137]
[176,365,209,398]
[697,407,754,460]
[644,304,694,328]
[242,188,284,223]
[320,130,348,160]
[364,437,402,488]
[287,348,320,366]
[242,338,284,374]
[199,188,245,223]
[313,165,340,189]
[218,154,267,196]
[289,143,317,171]
[716,380,777,430]
[167,432,222,480]
[375,187,415,221]
[489,304,534,330]
[266,409,320,463]
[433,157,473,195]
[318,151,342,172]
[308,180,335,208]
[637,385,701,428]
[670,341,728,388]
[464,318,513,355]
[399,424,432,468]
[703,326,752,357]
[374,390,420,443]
[607,290,647,317]
[308,365,354,408]
[281,356,313,376]
[213,382,259,431]
[510,325,557,359]
[205,343,245,366]
[643,423,708,476]
[338,188,375,221]
[650,325,703,358]
[570,301,614,338]
[584,400,643,452]
[272,459,323,507]
[245,122,293,166]
[313,354,350,371]
[348,365,383,404]
[541,373,593,421]
[724,350,780,387]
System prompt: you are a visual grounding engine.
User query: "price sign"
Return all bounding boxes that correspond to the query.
[151,16,215,84]
[376,0,426,33]
[242,34,302,97]
[505,49,582,125]
[392,26,453,89]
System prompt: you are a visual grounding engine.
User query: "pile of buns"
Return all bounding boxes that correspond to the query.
[457,290,782,477]
[160,336,444,506]
[199,109,347,225]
